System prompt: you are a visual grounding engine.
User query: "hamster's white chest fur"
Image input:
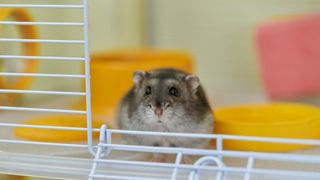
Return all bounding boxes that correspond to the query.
[118,104,213,148]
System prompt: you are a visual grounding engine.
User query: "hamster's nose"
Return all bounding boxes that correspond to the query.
[155,107,163,118]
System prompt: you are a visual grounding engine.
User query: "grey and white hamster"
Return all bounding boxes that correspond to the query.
[116,68,214,162]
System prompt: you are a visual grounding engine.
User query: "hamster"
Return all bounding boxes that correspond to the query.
[116,68,214,162]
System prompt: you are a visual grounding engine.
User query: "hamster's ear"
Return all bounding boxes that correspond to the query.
[133,71,148,86]
[184,75,200,91]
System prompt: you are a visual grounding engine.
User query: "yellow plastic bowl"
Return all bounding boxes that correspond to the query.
[78,49,194,115]
[214,103,320,152]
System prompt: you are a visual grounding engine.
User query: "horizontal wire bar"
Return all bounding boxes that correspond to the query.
[108,129,320,146]
[0,4,84,8]
[0,21,84,26]
[89,174,166,180]
[230,151,320,164]
[100,143,203,155]
[99,143,320,164]
[222,134,320,145]
[92,160,320,179]
[0,106,86,114]
[0,89,86,96]
[0,38,85,44]
[0,139,88,148]
[0,55,85,61]
[109,129,217,138]
[229,167,320,179]
[0,72,86,78]
[94,159,320,176]
[95,159,217,171]
[0,123,100,132]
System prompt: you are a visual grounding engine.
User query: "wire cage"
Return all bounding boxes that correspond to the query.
[0,1,320,180]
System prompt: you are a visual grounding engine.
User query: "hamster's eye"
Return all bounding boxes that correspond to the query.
[145,86,152,96]
[169,87,179,97]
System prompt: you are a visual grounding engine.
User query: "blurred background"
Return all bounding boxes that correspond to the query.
[148,0,320,105]
[1,0,320,106]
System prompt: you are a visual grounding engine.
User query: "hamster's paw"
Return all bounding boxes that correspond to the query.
[151,153,166,162]
[181,156,192,164]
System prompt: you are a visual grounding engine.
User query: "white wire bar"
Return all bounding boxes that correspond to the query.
[98,143,320,164]
[244,157,255,180]
[170,152,182,180]
[87,127,320,180]
[0,122,100,132]
[0,4,84,9]
[216,135,223,160]
[0,106,86,114]
[90,174,166,180]
[2,125,320,161]
[92,159,218,171]
[91,159,320,179]
[105,129,320,146]
[0,38,85,44]
[0,139,88,148]
[0,21,84,26]
[0,89,86,96]
[0,0,95,178]
[82,0,95,156]
[1,130,317,179]
[0,123,319,179]
[0,0,94,157]
[89,125,107,180]
[0,55,85,61]
[0,72,86,78]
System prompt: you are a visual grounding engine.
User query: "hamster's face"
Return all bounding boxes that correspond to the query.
[137,78,187,123]
[133,69,200,124]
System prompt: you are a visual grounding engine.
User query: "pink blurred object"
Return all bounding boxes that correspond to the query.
[256,14,320,99]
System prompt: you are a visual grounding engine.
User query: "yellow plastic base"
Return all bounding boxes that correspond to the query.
[15,115,108,142]
[214,103,320,152]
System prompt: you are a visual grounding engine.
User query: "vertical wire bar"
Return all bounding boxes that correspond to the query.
[107,131,112,145]
[88,145,103,180]
[82,0,94,155]
[100,128,113,157]
[244,156,255,180]
[171,152,183,180]
[89,125,107,180]
[106,130,112,155]
[216,135,223,160]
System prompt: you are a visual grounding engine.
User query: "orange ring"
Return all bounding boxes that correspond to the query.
[0,8,39,104]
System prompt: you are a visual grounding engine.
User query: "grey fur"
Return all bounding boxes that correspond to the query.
[116,68,214,149]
